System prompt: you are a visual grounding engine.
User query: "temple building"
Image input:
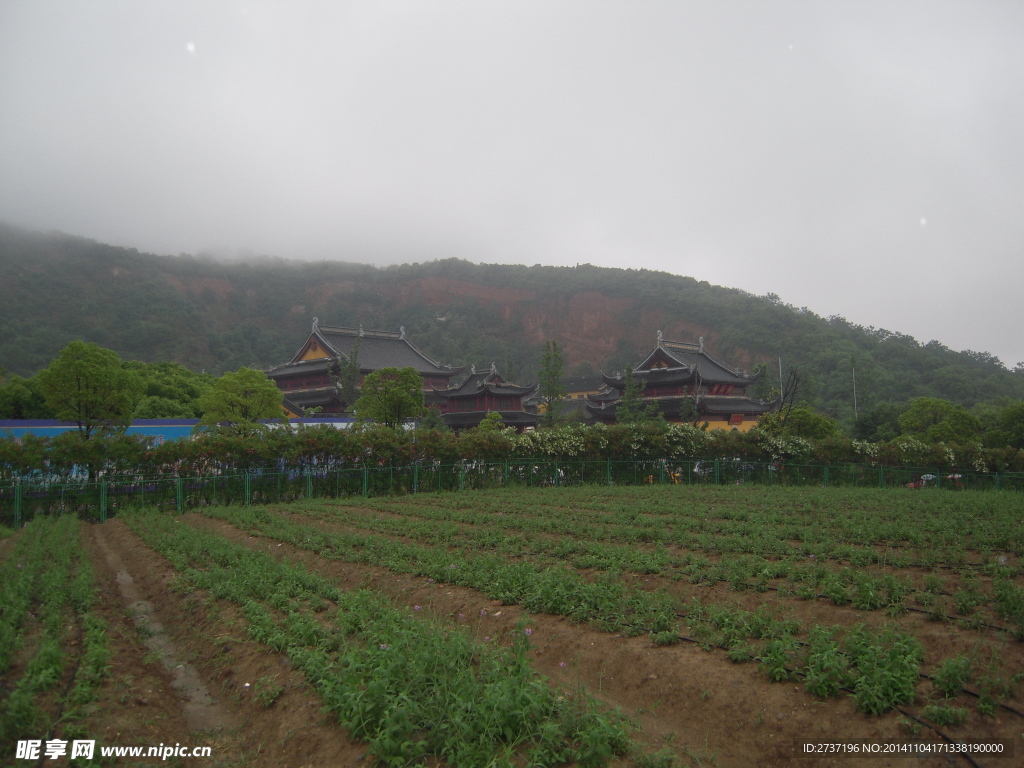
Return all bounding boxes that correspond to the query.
[267,319,461,415]
[585,333,777,431]
[432,363,539,432]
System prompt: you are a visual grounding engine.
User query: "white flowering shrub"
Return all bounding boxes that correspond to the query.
[754,431,813,462]
[665,423,709,459]
[888,435,932,466]
[850,440,879,461]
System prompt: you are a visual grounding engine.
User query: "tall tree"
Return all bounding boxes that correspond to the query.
[538,341,566,428]
[0,374,54,419]
[335,337,361,412]
[197,367,283,434]
[615,364,659,425]
[898,397,981,444]
[354,367,425,429]
[36,342,141,438]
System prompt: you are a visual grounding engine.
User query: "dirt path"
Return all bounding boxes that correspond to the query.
[81,523,212,762]
[90,524,236,734]
[186,512,991,768]
[90,518,366,767]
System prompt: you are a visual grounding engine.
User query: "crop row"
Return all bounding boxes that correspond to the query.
[0,516,110,761]
[193,502,1024,720]
[352,485,1024,564]
[122,511,636,768]
[284,496,1024,638]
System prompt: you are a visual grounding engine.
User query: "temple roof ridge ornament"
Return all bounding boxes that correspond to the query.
[312,317,319,332]
[399,326,406,339]
[699,336,704,353]
[657,330,663,346]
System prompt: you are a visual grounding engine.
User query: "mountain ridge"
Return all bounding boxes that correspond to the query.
[1,222,1020,423]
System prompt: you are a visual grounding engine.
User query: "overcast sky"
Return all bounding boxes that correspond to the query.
[2,2,1022,367]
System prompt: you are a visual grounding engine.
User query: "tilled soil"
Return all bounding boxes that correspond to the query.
[87,518,366,767]
[179,510,1020,768]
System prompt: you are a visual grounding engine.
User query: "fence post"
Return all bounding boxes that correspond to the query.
[176,478,184,514]
[878,467,884,488]
[14,480,22,529]
[823,465,830,487]
[306,470,312,499]
[460,461,466,492]
[554,461,560,487]
[606,459,611,486]
[99,481,107,523]
[504,460,509,486]
[244,472,251,506]
[362,467,368,498]
[714,460,720,485]
[659,459,666,485]
[413,463,419,494]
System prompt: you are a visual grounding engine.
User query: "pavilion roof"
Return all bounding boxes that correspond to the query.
[432,365,537,398]
[292,322,459,376]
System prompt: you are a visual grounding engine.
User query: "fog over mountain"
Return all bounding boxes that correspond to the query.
[1,2,1022,367]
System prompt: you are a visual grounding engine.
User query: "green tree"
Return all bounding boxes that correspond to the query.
[133,396,198,419]
[354,367,425,429]
[36,342,141,438]
[335,337,361,411]
[750,362,778,402]
[124,360,215,418]
[475,411,505,432]
[418,406,450,432]
[981,400,1024,449]
[0,374,54,419]
[759,404,839,440]
[615,364,660,425]
[898,397,981,444]
[198,367,284,434]
[853,402,904,442]
[538,341,566,428]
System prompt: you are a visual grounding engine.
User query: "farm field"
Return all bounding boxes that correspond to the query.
[1,485,1022,767]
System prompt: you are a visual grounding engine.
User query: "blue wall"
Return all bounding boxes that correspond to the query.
[0,418,356,444]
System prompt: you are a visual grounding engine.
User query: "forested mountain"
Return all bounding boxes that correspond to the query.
[2,222,1021,425]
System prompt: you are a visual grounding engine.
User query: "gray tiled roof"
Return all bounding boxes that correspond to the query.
[434,368,537,397]
[304,325,457,376]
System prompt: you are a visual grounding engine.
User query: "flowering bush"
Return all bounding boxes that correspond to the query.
[3,420,1024,480]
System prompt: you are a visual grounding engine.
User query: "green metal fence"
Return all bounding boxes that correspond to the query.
[2,459,1022,528]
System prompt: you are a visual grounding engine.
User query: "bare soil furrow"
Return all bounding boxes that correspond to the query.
[185,512,990,768]
[90,518,366,767]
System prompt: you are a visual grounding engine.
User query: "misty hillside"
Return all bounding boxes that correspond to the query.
[1,223,1021,423]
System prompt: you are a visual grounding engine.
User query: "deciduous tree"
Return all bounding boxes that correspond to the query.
[36,342,141,438]
[898,397,980,444]
[538,341,566,428]
[615,364,660,426]
[198,367,283,434]
[354,367,425,429]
